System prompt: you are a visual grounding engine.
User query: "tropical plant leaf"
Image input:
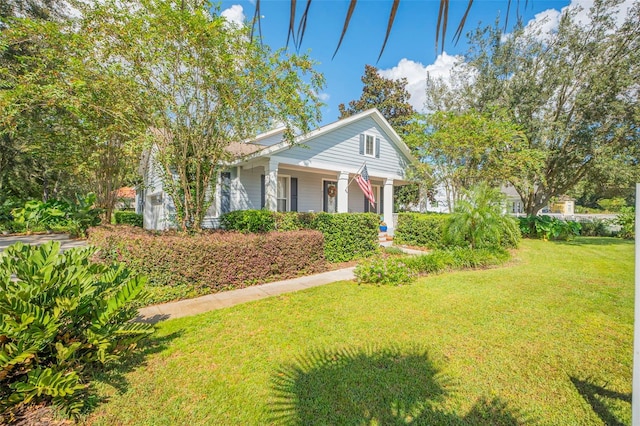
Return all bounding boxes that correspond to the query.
[377,0,400,63]
[332,0,358,59]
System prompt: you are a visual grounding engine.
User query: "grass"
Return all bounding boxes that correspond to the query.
[84,237,634,425]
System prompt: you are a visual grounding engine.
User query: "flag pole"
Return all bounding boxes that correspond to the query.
[345,161,367,191]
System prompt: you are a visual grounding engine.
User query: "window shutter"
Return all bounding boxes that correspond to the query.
[364,195,369,213]
[221,172,231,214]
[359,134,364,155]
[260,175,265,209]
[380,186,384,215]
[291,178,298,212]
[375,137,381,158]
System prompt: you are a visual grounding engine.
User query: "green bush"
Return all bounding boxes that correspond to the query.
[394,213,448,248]
[354,258,413,286]
[579,219,612,237]
[356,246,511,285]
[114,211,143,227]
[614,207,635,240]
[220,210,379,262]
[88,226,326,295]
[311,213,379,262]
[519,216,581,241]
[0,241,153,418]
[220,210,276,233]
[597,197,627,212]
[445,184,520,250]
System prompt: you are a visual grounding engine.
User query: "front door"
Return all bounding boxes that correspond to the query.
[323,181,337,213]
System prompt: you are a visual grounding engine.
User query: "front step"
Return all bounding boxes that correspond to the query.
[379,231,393,246]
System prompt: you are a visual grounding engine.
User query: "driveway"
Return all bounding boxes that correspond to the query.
[0,234,87,252]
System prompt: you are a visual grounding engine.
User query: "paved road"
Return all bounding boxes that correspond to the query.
[0,234,87,252]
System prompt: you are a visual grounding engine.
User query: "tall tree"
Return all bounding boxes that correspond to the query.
[339,64,415,135]
[408,109,535,212]
[1,14,146,215]
[88,0,324,230]
[425,0,640,214]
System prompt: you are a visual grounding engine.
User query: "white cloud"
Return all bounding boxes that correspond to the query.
[525,0,635,38]
[317,92,330,102]
[378,52,462,112]
[221,4,245,26]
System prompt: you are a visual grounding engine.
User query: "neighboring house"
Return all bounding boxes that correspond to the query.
[502,184,575,215]
[140,109,415,234]
[114,187,137,211]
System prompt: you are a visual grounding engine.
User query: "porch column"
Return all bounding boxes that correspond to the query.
[383,178,394,234]
[337,171,349,213]
[264,159,278,211]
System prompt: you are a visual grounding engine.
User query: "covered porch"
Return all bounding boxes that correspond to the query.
[217,157,407,233]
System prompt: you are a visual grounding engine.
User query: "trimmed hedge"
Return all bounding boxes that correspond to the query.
[394,213,448,248]
[88,225,325,292]
[114,211,143,227]
[221,210,379,262]
[311,213,379,262]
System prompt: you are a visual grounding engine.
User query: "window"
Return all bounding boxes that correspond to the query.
[277,175,289,212]
[365,134,375,157]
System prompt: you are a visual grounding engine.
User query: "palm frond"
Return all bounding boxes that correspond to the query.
[250,0,262,41]
[453,0,474,46]
[286,0,297,48]
[296,0,313,49]
[377,0,400,63]
[332,0,358,59]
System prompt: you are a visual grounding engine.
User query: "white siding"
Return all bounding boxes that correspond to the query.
[276,116,409,179]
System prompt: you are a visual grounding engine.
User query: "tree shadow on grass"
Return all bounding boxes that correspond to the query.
[82,330,184,414]
[570,376,631,426]
[554,237,633,247]
[269,344,533,425]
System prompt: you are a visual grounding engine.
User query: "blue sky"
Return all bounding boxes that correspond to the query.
[217,0,609,125]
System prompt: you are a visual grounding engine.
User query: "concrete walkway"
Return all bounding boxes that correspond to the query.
[137,267,356,323]
[0,234,87,252]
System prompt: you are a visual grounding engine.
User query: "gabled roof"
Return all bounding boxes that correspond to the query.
[233,108,415,164]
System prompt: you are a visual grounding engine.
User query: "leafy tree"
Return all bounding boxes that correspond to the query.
[426,0,640,214]
[0,15,146,218]
[445,183,519,249]
[408,109,536,212]
[339,64,416,134]
[87,0,323,231]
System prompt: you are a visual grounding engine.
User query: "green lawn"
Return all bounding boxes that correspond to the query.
[85,238,634,425]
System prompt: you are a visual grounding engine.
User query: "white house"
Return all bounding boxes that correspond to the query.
[140,109,416,234]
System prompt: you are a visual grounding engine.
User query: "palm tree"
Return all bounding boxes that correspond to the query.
[445,183,519,249]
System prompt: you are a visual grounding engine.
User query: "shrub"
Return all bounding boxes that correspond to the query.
[445,184,520,249]
[614,207,635,240]
[354,258,413,286]
[220,210,276,233]
[114,211,143,227]
[597,197,627,212]
[220,210,379,262]
[357,246,511,285]
[394,213,448,248]
[579,219,612,237]
[0,241,153,418]
[65,193,103,238]
[403,247,510,275]
[311,213,379,262]
[88,226,326,294]
[519,216,581,241]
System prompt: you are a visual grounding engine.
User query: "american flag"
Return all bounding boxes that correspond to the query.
[356,165,375,208]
